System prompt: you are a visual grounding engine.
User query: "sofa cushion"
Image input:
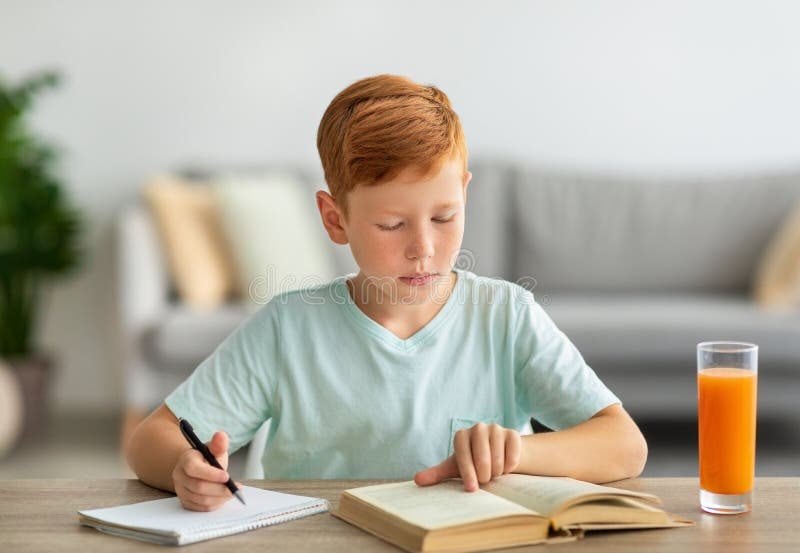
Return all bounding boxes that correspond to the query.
[461,161,516,279]
[541,294,800,417]
[512,169,800,294]
[212,171,338,312]
[542,293,800,367]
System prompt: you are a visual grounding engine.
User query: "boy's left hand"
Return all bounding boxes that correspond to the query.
[413,423,522,492]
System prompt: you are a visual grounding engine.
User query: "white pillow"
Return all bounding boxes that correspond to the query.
[212,172,337,312]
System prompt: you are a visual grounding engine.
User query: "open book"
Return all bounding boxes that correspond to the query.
[334,475,692,553]
[78,485,328,545]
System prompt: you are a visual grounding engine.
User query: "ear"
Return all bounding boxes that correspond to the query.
[462,170,472,200]
[316,190,349,245]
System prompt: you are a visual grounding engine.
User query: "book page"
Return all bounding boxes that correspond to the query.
[344,481,539,531]
[482,475,659,517]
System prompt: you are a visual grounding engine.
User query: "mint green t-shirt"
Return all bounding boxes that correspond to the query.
[165,269,619,479]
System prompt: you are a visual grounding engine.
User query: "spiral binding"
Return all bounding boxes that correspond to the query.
[178,501,330,545]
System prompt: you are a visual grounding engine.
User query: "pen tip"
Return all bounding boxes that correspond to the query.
[235,490,246,505]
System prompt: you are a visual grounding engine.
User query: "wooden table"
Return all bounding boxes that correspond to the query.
[1,478,798,552]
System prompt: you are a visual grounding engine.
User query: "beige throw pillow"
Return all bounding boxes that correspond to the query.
[753,201,800,308]
[143,175,237,310]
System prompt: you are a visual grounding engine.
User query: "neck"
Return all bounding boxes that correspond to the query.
[347,271,457,328]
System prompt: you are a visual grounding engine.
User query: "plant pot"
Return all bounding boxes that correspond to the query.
[0,360,25,457]
[6,352,54,445]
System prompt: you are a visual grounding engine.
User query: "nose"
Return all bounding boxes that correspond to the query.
[405,226,435,261]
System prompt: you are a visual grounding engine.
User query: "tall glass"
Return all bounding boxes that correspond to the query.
[697,341,758,514]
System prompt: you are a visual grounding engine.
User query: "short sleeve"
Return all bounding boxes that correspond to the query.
[164,303,281,453]
[513,293,620,430]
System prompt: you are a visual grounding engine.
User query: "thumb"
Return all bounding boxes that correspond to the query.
[414,455,459,487]
[207,431,230,469]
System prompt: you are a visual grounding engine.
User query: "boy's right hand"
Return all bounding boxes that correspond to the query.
[172,431,236,511]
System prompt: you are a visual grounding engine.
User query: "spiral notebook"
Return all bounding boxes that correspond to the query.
[77,485,329,546]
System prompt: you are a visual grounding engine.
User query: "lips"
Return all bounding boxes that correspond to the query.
[399,273,437,286]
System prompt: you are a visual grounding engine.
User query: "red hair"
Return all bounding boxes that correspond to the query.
[317,74,468,214]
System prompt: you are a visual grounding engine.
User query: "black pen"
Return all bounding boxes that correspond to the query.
[178,418,246,505]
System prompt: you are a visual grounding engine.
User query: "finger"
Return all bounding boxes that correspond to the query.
[173,468,229,500]
[207,431,230,468]
[414,455,459,487]
[454,429,479,492]
[489,425,506,477]
[504,430,522,473]
[470,423,492,485]
[182,452,230,483]
[182,477,232,498]
[180,498,212,512]
[177,481,231,507]
[180,495,223,512]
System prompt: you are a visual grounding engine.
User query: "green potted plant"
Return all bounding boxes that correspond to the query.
[0,70,83,446]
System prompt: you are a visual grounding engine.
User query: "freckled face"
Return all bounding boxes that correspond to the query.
[342,159,470,295]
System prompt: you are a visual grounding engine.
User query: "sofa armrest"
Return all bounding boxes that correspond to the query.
[115,202,171,409]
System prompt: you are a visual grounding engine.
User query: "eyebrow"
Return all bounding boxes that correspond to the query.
[378,202,460,216]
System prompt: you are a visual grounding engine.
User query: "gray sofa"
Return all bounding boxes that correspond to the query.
[465,163,800,422]
[116,162,800,429]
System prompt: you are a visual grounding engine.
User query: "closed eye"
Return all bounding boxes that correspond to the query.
[377,215,455,230]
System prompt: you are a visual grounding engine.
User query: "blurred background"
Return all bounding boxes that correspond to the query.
[1,0,799,479]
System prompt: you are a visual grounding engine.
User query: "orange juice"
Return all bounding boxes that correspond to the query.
[698,367,757,494]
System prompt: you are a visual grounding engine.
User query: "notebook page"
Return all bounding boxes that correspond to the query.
[78,486,327,537]
[344,480,535,530]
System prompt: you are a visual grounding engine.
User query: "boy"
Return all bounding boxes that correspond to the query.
[126,75,647,512]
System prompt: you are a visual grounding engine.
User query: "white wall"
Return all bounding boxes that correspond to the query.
[1,0,799,412]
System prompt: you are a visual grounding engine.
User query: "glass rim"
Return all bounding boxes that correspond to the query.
[697,341,758,353]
